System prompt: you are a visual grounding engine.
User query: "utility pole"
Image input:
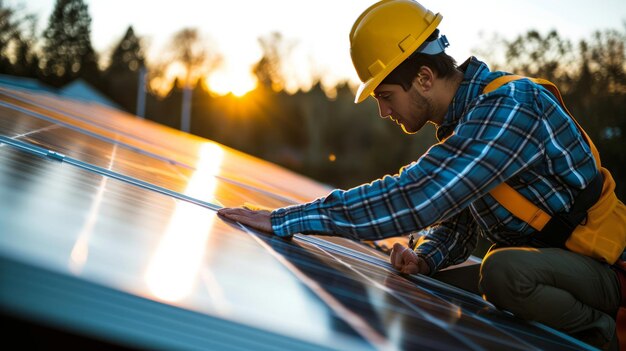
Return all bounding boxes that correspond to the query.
[136,66,146,118]
[180,66,193,133]
[181,81,192,133]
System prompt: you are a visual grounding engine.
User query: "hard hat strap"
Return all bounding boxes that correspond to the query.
[416,35,449,55]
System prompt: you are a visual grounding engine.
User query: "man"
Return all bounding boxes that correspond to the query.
[218,0,623,349]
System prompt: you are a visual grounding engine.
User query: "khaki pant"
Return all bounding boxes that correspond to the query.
[479,247,620,348]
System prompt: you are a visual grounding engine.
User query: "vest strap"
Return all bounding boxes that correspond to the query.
[484,75,603,240]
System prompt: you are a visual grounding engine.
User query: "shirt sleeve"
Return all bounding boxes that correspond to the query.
[413,207,478,274]
[271,89,545,244]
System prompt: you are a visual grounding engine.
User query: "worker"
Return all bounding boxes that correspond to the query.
[218,0,624,349]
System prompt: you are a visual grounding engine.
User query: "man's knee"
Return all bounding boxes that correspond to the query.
[479,248,535,311]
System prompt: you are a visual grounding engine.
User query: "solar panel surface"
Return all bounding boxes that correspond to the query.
[0,86,594,350]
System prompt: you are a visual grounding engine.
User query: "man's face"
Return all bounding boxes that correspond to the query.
[373,82,435,134]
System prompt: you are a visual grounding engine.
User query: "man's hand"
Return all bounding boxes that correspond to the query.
[389,242,430,275]
[217,207,273,234]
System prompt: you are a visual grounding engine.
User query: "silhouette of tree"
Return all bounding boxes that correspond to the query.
[588,28,626,94]
[503,30,576,89]
[146,77,182,129]
[103,26,145,112]
[40,0,99,87]
[253,32,295,92]
[168,28,221,86]
[578,28,626,198]
[0,1,38,77]
[11,26,39,78]
[159,28,222,131]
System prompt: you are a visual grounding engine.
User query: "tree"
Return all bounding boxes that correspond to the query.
[40,0,99,87]
[576,28,626,199]
[162,28,221,132]
[103,26,145,112]
[252,32,295,92]
[11,24,39,78]
[503,30,575,89]
[0,1,38,77]
[588,28,626,94]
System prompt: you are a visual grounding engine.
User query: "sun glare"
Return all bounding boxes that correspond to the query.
[149,62,188,96]
[207,70,257,97]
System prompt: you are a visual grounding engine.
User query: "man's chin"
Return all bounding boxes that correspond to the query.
[401,124,417,135]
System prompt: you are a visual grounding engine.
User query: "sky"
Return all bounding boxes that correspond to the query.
[18,0,626,95]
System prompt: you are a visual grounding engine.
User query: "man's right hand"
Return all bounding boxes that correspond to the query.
[390,242,430,275]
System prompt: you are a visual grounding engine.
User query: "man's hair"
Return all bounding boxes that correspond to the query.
[381,29,457,91]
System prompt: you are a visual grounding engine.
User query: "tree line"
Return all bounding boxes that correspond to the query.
[1,0,625,200]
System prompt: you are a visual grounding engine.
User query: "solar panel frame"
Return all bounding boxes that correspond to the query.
[0,87,596,350]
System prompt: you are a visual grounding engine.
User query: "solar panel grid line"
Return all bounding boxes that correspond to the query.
[238,223,390,351]
[464,311,586,351]
[3,116,307,214]
[7,124,60,139]
[0,91,202,173]
[299,235,492,308]
[1,96,324,204]
[65,155,222,212]
[526,321,598,351]
[0,98,197,171]
[274,233,536,349]
[435,297,593,350]
[0,88,242,170]
[0,135,223,212]
[236,224,533,350]
[294,235,592,349]
[310,242,452,319]
[0,96,256,198]
[0,88,170,158]
[305,239,554,350]
[164,158,301,206]
[0,88,291,183]
[12,88,333,202]
[0,134,50,158]
[310,242,487,351]
[26,129,300,209]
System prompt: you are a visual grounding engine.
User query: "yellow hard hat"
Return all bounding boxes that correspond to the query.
[350,0,445,103]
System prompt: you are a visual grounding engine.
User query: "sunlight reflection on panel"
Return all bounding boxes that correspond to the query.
[145,143,224,302]
[69,144,117,274]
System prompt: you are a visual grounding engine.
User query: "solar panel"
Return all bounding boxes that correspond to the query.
[0,85,594,350]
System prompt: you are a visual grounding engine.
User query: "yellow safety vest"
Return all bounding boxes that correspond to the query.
[484,75,626,264]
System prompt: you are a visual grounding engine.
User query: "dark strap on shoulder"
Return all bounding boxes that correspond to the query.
[532,171,604,247]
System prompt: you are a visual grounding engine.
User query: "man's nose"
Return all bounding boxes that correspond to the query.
[378,102,392,119]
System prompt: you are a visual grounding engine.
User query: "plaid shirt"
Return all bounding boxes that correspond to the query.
[270,57,598,274]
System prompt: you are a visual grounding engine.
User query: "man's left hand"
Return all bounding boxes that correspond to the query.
[217,207,273,234]
[389,243,430,275]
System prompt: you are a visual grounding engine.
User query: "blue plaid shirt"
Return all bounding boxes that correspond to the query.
[270,57,598,274]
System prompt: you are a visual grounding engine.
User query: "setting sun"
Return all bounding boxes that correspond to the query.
[207,69,257,97]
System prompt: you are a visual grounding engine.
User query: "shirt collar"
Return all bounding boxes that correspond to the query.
[436,56,493,141]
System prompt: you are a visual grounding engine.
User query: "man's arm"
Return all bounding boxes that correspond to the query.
[413,207,478,274]
[221,91,544,245]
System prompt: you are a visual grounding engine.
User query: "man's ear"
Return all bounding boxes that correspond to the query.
[413,66,434,91]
